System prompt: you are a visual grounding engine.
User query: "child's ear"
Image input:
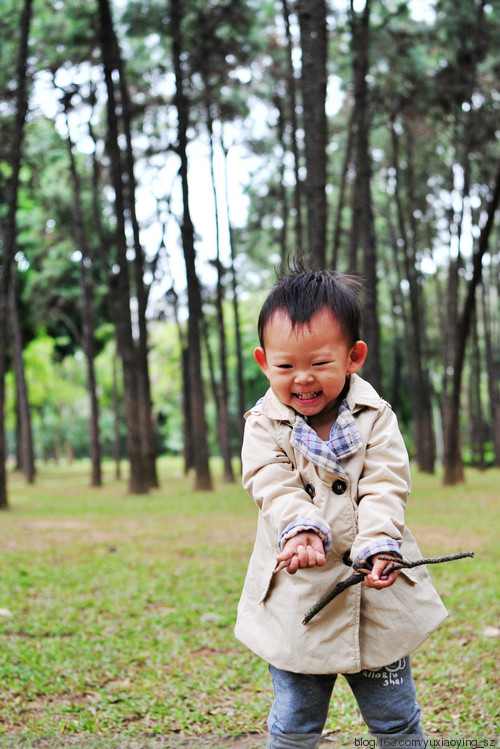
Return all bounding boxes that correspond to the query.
[254,347,270,379]
[347,340,368,374]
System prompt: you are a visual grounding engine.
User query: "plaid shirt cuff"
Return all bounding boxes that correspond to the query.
[280,519,333,554]
[353,539,402,570]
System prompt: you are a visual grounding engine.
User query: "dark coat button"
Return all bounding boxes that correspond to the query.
[342,551,352,567]
[304,483,316,499]
[332,479,347,495]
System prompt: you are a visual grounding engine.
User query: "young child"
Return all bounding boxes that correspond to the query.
[234,267,447,749]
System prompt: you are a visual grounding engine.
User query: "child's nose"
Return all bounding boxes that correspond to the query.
[294,369,314,384]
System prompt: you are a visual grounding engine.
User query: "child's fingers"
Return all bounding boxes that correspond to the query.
[274,544,326,574]
[363,567,400,588]
[276,546,294,562]
[294,544,320,567]
[273,559,290,573]
[315,550,327,566]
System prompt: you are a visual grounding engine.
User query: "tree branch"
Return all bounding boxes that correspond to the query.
[302,551,475,624]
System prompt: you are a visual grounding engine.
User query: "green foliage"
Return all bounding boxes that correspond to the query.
[8,336,90,460]
[20,336,84,407]
[6,335,119,461]
[29,0,98,72]
[146,321,184,454]
[0,461,497,736]
[2,0,500,483]
[0,0,28,96]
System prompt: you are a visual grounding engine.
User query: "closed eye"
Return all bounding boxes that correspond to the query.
[313,361,331,366]
[277,364,293,369]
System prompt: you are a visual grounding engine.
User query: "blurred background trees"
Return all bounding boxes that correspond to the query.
[1,0,499,506]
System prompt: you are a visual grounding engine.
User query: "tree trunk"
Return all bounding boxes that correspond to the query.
[64,115,102,487]
[297,0,327,267]
[440,1,488,484]
[165,287,193,475]
[115,39,159,490]
[181,345,194,475]
[440,173,463,480]
[93,0,157,489]
[389,119,435,472]
[331,108,355,269]
[467,304,485,469]
[441,115,469,480]
[273,90,290,262]
[348,0,381,393]
[97,0,149,494]
[214,262,235,482]
[222,134,246,455]
[8,271,36,483]
[442,159,500,485]
[171,0,212,491]
[205,110,235,483]
[0,0,33,510]
[112,349,122,481]
[481,273,500,467]
[282,0,304,253]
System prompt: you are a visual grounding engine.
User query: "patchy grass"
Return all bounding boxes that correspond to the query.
[398,470,499,737]
[0,459,498,741]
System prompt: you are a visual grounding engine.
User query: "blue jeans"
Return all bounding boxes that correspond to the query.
[267,657,424,748]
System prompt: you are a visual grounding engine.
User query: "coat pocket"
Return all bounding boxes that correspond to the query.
[258,550,279,604]
[399,566,419,585]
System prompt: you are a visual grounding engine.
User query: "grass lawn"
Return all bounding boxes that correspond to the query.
[0,458,498,742]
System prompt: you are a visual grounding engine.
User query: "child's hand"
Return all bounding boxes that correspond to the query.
[362,553,400,589]
[275,531,326,575]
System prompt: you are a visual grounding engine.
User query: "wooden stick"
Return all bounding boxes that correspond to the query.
[302,551,474,624]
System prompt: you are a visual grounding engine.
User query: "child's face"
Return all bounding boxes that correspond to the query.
[254,308,367,420]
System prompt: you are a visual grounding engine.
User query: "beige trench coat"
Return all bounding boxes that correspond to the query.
[234,374,447,674]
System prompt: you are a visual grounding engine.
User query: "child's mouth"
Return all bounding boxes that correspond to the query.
[295,391,321,401]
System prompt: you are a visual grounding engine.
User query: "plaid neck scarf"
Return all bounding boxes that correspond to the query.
[290,400,362,478]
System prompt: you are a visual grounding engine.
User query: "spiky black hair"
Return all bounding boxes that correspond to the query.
[257,257,364,347]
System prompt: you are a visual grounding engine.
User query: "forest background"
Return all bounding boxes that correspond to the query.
[1,0,500,506]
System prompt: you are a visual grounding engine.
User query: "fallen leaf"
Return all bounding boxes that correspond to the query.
[200,612,224,624]
[482,625,500,638]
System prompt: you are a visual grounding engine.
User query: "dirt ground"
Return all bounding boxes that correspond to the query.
[0,733,346,748]
[0,736,267,749]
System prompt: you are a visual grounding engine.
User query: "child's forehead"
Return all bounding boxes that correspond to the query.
[264,307,341,341]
